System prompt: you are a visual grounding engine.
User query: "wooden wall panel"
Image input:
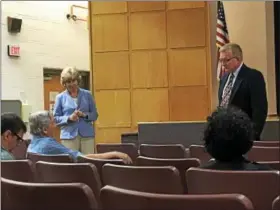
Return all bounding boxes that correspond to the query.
[169,48,207,87]
[94,52,130,90]
[128,1,165,12]
[167,9,206,48]
[131,51,168,88]
[167,1,205,10]
[92,14,128,52]
[91,2,127,14]
[95,90,131,128]
[132,89,169,126]
[89,1,212,143]
[95,127,132,144]
[169,86,209,121]
[130,12,166,50]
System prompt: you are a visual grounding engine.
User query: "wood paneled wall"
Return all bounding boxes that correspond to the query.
[89,1,212,143]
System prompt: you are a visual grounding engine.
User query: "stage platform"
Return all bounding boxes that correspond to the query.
[136,118,280,148]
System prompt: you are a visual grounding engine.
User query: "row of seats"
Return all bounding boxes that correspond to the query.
[2,156,280,210]
[2,160,280,210]
[2,142,280,210]
[5,177,279,210]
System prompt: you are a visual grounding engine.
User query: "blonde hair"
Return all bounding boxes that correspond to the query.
[219,43,243,61]
[60,67,81,85]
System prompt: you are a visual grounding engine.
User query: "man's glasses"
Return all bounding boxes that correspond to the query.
[12,133,25,145]
[219,57,236,64]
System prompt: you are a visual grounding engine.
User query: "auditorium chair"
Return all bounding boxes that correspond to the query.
[100,185,254,210]
[139,144,187,158]
[1,178,97,210]
[102,164,184,194]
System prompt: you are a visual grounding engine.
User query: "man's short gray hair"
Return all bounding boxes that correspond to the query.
[29,111,51,136]
[60,66,81,85]
[219,43,243,61]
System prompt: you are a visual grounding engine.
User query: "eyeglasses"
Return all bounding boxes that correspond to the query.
[219,57,236,64]
[12,133,25,145]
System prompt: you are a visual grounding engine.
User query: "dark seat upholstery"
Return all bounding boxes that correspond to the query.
[139,144,187,158]
[1,160,33,182]
[189,145,212,164]
[27,152,73,163]
[186,167,280,210]
[247,146,280,161]
[136,156,200,193]
[35,161,102,208]
[1,177,97,210]
[102,164,184,194]
[100,185,254,210]
[77,155,125,185]
[273,196,280,210]
[96,143,138,162]
[253,141,279,147]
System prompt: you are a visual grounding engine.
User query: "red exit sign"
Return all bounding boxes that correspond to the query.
[7,45,20,57]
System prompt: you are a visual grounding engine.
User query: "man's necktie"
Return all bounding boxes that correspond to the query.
[220,73,235,107]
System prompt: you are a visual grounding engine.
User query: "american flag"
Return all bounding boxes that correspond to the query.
[216,1,229,79]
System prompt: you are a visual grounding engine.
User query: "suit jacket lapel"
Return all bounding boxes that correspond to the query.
[229,65,245,103]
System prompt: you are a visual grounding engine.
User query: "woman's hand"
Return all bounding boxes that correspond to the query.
[76,110,86,118]
[113,152,132,164]
[69,111,79,121]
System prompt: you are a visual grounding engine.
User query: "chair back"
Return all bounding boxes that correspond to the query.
[100,185,254,210]
[189,145,212,164]
[35,161,102,208]
[77,155,125,185]
[96,143,138,162]
[186,167,280,210]
[273,196,280,210]
[253,141,279,147]
[102,164,184,194]
[1,160,34,182]
[247,146,280,161]
[140,144,186,158]
[1,177,97,210]
[136,156,200,193]
[27,152,72,163]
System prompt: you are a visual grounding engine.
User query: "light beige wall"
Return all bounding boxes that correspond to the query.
[210,1,277,115]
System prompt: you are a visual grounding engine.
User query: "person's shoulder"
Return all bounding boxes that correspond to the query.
[1,148,15,160]
[246,162,273,171]
[80,88,92,95]
[56,90,67,99]
[243,64,264,78]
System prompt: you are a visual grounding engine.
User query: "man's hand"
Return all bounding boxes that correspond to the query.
[113,151,132,164]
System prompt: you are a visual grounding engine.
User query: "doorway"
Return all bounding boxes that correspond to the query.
[43,67,90,141]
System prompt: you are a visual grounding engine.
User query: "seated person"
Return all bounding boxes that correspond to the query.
[201,106,272,170]
[27,110,132,164]
[1,112,27,160]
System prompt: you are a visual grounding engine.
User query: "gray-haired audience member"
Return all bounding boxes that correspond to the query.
[27,110,132,163]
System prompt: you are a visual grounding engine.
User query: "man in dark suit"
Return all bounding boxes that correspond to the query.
[218,43,268,140]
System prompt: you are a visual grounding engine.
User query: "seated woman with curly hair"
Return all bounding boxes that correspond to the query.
[201,106,272,170]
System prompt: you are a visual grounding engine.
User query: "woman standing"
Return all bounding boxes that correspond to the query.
[53,67,98,154]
